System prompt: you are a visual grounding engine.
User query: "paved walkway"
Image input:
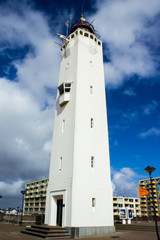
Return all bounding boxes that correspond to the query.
[0,222,158,240]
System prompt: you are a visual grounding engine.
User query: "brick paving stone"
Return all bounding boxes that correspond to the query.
[0,222,158,240]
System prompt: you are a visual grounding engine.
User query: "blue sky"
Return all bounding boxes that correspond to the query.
[0,0,160,208]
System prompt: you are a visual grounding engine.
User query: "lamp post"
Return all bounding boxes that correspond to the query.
[144,166,160,240]
[17,206,19,225]
[20,190,26,226]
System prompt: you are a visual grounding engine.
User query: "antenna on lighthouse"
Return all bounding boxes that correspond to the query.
[80,1,86,22]
[89,19,95,26]
[65,20,69,36]
[69,14,73,28]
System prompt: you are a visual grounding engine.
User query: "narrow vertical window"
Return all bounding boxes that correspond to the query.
[92,198,96,208]
[91,118,93,128]
[62,119,65,132]
[59,157,62,171]
[91,156,94,168]
[90,86,93,94]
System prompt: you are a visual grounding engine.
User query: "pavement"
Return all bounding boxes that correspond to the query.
[0,222,159,240]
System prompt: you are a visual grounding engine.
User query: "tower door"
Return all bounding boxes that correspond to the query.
[56,199,63,226]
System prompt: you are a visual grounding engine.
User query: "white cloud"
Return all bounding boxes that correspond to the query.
[142,100,158,115]
[0,180,24,196]
[0,0,61,105]
[0,0,68,207]
[139,127,160,138]
[0,78,54,183]
[91,0,160,87]
[114,140,119,146]
[112,167,138,197]
[123,89,136,97]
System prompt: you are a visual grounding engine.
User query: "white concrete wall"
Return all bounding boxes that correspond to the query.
[45,28,113,227]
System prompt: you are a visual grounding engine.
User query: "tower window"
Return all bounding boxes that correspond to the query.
[62,119,65,132]
[59,157,62,171]
[84,33,89,37]
[58,83,71,95]
[92,198,96,207]
[98,41,101,46]
[90,86,93,94]
[71,34,74,39]
[80,30,83,35]
[91,118,94,128]
[90,35,93,39]
[91,156,94,168]
[95,38,97,42]
[76,31,78,35]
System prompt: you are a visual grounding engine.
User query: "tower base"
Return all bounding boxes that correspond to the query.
[66,226,115,238]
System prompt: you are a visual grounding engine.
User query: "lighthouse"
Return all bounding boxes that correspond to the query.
[45,17,115,237]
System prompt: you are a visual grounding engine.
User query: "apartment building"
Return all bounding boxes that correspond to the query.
[113,196,141,217]
[139,177,160,217]
[24,178,48,214]
[24,178,141,217]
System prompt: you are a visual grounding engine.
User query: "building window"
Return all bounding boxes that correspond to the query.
[84,33,89,37]
[71,34,74,39]
[119,204,123,207]
[90,86,93,94]
[90,35,93,39]
[91,118,94,128]
[80,31,83,35]
[62,119,65,132]
[91,156,94,168]
[98,41,101,46]
[92,198,96,207]
[59,157,62,171]
[58,83,71,95]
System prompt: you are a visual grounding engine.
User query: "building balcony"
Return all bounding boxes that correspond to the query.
[113,206,118,209]
[113,200,118,204]
[150,203,158,207]
[150,199,158,202]
[149,185,156,189]
[59,93,70,106]
[142,213,148,216]
[139,182,145,186]
[140,196,147,199]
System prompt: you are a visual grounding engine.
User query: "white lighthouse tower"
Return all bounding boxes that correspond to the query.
[45,17,115,237]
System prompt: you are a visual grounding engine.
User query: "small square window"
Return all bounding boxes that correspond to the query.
[62,119,65,133]
[84,33,89,37]
[59,157,62,171]
[90,86,93,94]
[91,156,94,168]
[91,118,94,128]
[92,198,96,207]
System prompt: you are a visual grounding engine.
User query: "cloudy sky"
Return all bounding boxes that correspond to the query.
[0,0,160,208]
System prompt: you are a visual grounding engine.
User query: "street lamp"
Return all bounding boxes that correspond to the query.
[144,166,160,240]
[20,190,26,226]
[17,206,20,225]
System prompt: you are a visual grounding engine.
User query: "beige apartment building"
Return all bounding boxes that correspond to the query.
[113,196,141,217]
[24,178,141,217]
[139,177,160,217]
[24,178,48,214]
